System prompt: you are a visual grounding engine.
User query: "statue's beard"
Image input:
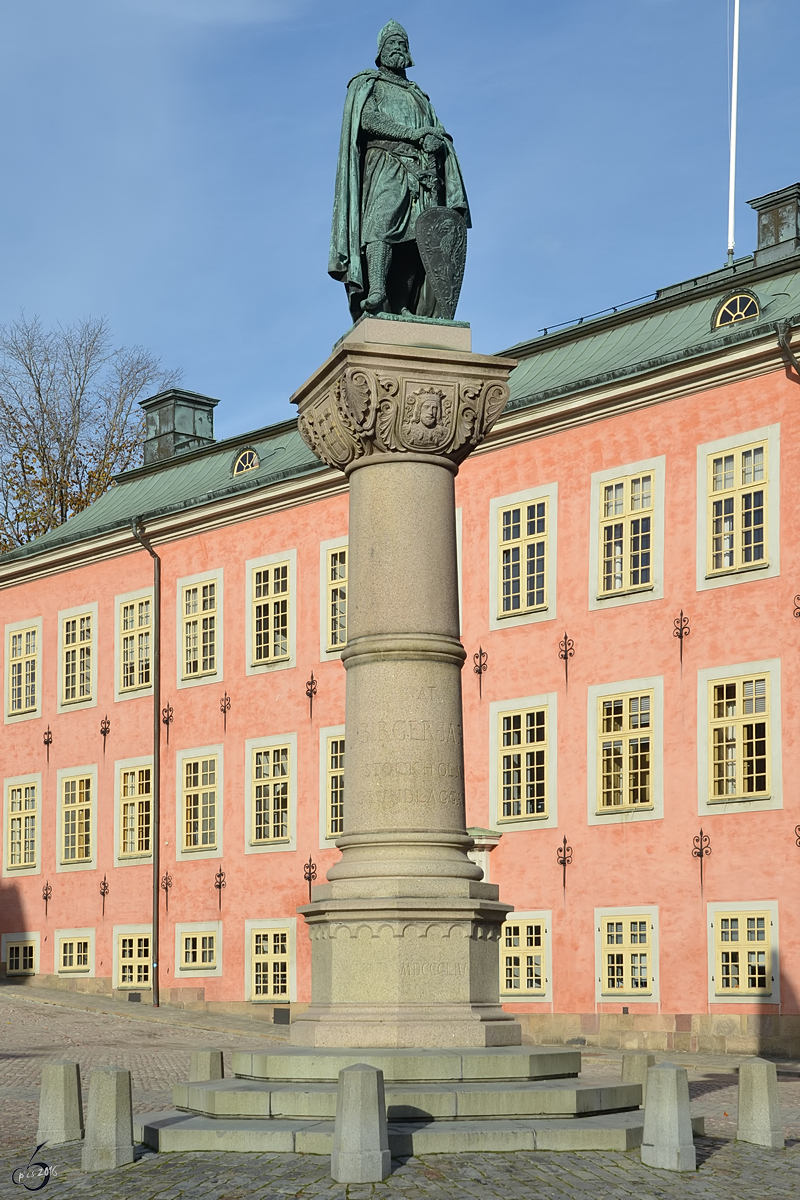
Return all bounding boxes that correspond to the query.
[381,49,412,70]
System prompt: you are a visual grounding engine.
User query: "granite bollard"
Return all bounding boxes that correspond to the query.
[621,1052,655,1106]
[640,1062,696,1172]
[189,1049,224,1082]
[737,1058,784,1149]
[37,1061,84,1145]
[331,1064,391,1183]
[81,1067,135,1171]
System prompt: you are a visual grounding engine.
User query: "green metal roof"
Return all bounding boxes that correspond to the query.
[5,250,800,567]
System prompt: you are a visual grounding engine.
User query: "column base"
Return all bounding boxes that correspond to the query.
[289,1002,521,1048]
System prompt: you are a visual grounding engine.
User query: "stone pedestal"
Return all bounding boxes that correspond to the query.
[290,322,518,1049]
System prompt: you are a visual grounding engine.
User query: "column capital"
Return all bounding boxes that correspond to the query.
[291,339,516,475]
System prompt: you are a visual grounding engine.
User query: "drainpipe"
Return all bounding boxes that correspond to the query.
[131,518,161,1008]
[777,320,800,379]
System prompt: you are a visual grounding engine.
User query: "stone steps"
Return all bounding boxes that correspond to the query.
[134,1110,706,1154]
[174,1077,641,1120]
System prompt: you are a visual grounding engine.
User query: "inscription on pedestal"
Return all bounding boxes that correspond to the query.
[400,962,469,977]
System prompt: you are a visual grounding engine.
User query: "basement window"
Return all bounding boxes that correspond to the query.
[713,292,760,329]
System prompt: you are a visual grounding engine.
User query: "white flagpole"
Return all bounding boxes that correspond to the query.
[727,0,741,265]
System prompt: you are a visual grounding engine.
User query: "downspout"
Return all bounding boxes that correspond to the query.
[777,320,800,379]
[131,518,161,1008]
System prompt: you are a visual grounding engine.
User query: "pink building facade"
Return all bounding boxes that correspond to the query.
[3,187,800,1054]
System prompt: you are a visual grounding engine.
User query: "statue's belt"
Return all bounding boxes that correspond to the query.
[365,140,439,193]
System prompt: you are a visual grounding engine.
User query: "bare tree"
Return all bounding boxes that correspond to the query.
[0,314,180,552]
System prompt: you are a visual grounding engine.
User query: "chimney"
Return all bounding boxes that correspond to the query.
[748,183,800,266]
[140,388,220,465]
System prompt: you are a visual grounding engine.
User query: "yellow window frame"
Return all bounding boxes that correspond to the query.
[59,938,90,972]
[253,563,290,664]
[597,690,654,812]
[252,928,290,1000]
[8,626,37,714]
[714,910,771,994]
[497,706,547,822]
[182,582,217,678]
[326,735,345,838]
[120,767,152,857]
[326,547,348,651]
[601,915,652,995]
[62,775,92,862]
[62,613,92,703]
[598,472,654,597]
[183,757,217,850]
[8,783,37,869]
[7,941,35,975]
[706,440,768,576]
[120,597,152,692]
[252,745,290,843]
[708,674,770,801]
[498,498,548,618]
[500,920,546,996]
[183,932,216,969]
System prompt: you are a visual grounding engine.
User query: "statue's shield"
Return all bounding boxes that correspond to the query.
[415,207,468,321]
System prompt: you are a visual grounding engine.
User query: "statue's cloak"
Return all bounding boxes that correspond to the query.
[328,69,471,301]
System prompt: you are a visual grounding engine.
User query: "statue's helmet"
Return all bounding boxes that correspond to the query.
[376,19,413,67]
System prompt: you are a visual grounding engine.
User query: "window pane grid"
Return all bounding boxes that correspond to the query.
[253,929,289,998]
[501,922,546,994]
[715,911,770,992]
[599,475,653,594]
[708,443,767,574]
[63,614,92,702]
[119,934,151,987]
[62,777,91,861]
[183,933,216,968]
[183,758,217,849]
[710,676,769,800]
[327,737,345,837]
[254,564,290,662]
[327,549,348,650]
[9,627,37,713]
[598,693,653,810]
[120,768,152,855]
[499,500,548,615]
[602,917,650,993]
[498,708,547,821]
[253,746,290,842]
[183,584,216,677]
[7,942,35,974]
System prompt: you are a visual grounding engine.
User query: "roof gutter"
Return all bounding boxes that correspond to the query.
[130,518,162,1010]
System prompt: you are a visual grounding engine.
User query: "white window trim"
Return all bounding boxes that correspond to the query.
[55,764,98,873]
[244,917,297,1002]
[112,923,153,990]
[175,920,223,978]
[697,658,782,815]
[1,931,41,972]
[4,616,43,725]
[500,910,552,1004]
[55,927,95,977]
[245,549,297,676]
[244,733,297,854]
[488,693,558,831]
[175,744,224,862]
[319,723,345,848]
[113,755,154,868]
[595,904,660,1004]
[319,535,348,662]
[696,424,780,592]
[176,567,224,690]
[707,900,780,1005]
[489,483,558,630]
[114,586,154,703]
[586,675,664,826]
[56,602,99,714]
[2,773,42,878]
[588,457,665,611]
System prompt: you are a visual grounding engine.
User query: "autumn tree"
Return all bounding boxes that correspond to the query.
[0,314,180,553]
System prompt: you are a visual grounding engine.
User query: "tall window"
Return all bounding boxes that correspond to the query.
[183,583,216,677]
[709,675,769,800]
[9,628,37,714]
[602,916,651,994]
[714,911,771,993]
[252,929,289,999]
[327,549,348,651]
[8,784,37,868]
[183,757,217,849]
[252,746,290,843]
[119,935,151,987]
[599,473,653,595]
[7,942,35,974]
[120,767,152,856]
[500,921,545,995]
[253,563,290,663]
[499,500,548,616]
[62,776,92,862]
[707,442,767,575]
[498,707,547,821]
[598,691,653,810]
[183,933,216,968]
[121,598,151,691]
[326,736,345,838]
[60,939,89,971]
[63,614,92,702]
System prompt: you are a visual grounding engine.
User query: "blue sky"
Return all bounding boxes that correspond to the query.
[0,1,795,438]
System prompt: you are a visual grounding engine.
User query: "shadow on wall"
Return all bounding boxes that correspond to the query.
[0,880,29,983]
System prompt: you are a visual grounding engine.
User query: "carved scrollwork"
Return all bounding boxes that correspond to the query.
[296,360,510,471]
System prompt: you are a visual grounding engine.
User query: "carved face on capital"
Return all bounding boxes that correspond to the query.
[418,397,441,429]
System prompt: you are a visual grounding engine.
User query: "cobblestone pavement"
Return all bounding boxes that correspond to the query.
[2,991,799,1200]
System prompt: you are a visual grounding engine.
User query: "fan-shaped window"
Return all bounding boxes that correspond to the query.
[233,448,258,475]
[714,293,759,329]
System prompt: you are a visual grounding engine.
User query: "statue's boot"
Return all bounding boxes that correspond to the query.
[362,242,392,313]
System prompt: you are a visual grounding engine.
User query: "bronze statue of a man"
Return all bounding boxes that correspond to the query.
[329,20,471,322]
